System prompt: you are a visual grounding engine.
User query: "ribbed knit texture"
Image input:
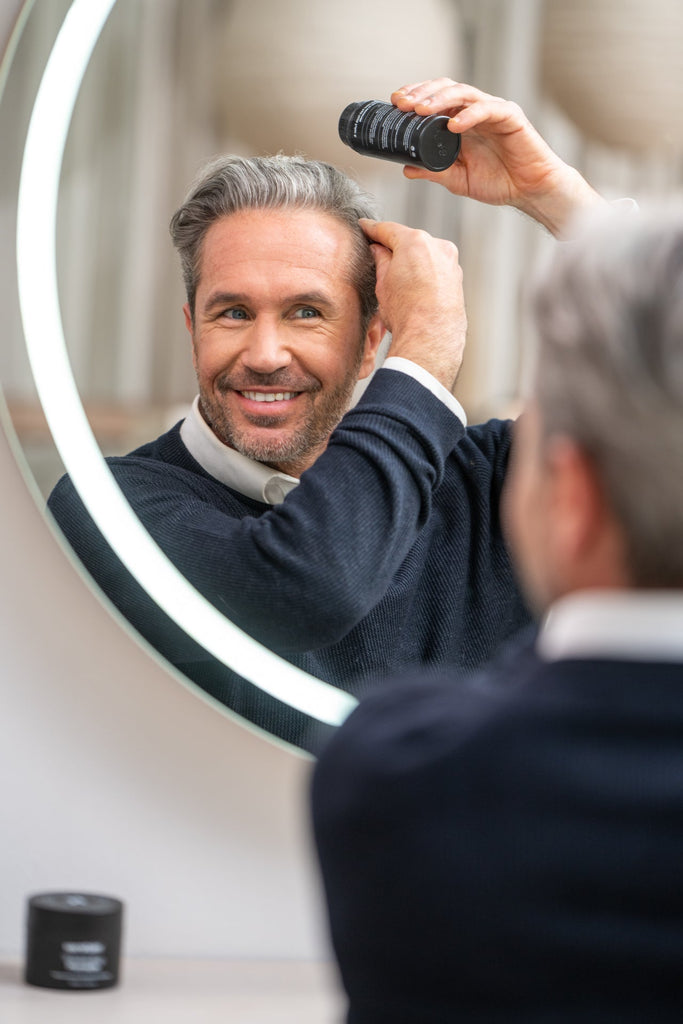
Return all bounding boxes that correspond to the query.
[48,370,529,751]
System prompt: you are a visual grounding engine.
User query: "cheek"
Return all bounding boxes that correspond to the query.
[193,337,233,380]
[304,342,356,386]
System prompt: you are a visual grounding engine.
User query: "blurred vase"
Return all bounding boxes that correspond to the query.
[539,0,683,154]
[212,0,463,173]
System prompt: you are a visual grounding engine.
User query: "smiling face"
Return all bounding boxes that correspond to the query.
[184,207,384,477]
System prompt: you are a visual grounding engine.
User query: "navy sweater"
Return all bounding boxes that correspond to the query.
[312,636,683,1021]
[48,369,530,750]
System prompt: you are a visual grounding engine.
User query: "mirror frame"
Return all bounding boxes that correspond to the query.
[7,0,357,736]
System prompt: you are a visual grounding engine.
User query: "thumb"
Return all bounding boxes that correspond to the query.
[403,165,440,185]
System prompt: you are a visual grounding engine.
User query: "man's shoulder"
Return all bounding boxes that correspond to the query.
[47,421,257,518]
[120,420,194,468]
[315,638,683,814]
[47,422,195,504]
[313,631,541,800]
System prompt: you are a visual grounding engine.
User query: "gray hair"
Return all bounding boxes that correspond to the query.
[169,154,379,327]
[531,205,683,587]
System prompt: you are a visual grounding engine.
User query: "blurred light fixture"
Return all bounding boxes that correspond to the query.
[213,0,463,173]
[540,0,683,154]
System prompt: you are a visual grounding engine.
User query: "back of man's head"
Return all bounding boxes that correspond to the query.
[532,206,683,587]
[169,154,379,327]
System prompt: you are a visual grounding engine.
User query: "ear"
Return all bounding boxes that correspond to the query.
[183,303,197,371]
[545,438,623,587]
[357,313,388,380]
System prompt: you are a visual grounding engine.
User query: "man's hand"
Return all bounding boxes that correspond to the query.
[392,79,607,238]
[360,218,466,393]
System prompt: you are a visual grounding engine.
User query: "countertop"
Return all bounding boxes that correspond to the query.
[0,957,345,1023]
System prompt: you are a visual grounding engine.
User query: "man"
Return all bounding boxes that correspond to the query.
[311,206,683,1020]
[48,81,606,751]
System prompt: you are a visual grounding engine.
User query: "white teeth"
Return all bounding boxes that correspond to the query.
[241,391,296,403]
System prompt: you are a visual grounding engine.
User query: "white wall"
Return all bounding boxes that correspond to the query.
[0,407,329,960]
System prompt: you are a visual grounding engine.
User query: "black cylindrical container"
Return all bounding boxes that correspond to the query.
[338,100,461,172]
[25,892,123,990]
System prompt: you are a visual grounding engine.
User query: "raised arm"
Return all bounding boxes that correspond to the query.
[391,78,607,239]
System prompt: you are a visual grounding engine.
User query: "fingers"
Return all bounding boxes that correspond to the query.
[359,217,396,246]
[390,79,523,135]
[360,218,453,265]
[402,165,441,185]
[360,216,458,253]
[383,78,580,228]
[358,218,465,390]
[359,219,461,293]
[391,79,492,116]
[447,97,527,135]
[359,217,416,252]
[359,223,396,283]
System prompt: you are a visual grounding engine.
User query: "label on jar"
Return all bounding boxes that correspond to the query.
[49,940,114,988]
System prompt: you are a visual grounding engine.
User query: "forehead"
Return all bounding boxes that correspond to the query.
[197,207,357,297]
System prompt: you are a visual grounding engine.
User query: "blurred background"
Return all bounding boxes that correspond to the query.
[2,0,683,992]
[4,0,683,497]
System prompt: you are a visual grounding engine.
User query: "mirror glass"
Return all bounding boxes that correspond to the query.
[0,0,464,755]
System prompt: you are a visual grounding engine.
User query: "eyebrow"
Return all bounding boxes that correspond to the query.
[202,290,337,314]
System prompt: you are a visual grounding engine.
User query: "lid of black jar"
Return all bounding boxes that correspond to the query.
[28,892,122,918]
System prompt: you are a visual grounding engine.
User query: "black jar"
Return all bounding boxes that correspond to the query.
[25,891,123,990]
[338,100,461,172]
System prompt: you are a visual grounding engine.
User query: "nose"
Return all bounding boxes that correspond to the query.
[240,317,292,375]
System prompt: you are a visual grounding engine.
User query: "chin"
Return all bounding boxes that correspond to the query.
[235,434,302,466]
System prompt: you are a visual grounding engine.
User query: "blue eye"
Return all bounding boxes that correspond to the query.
[223,307,249,320]
[294,307,320,319]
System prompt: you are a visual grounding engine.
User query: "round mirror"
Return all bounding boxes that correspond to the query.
[0,0,462,754]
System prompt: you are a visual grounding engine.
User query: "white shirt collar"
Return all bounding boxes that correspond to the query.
[179,396,299,505]
[538,590,683,663]
[177,360,464,507]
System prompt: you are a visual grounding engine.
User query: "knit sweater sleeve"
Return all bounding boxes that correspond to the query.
[48,369,465,654]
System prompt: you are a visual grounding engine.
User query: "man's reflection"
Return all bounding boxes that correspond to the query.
[48,80,597,752]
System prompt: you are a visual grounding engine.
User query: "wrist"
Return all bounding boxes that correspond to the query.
[382,358,468,425]
[386,322,465,394]
[515,166,608,240]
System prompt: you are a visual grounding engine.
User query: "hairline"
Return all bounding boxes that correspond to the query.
[170,154,379,333]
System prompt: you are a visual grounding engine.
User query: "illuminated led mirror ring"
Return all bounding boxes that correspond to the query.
[15,0,357,729]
